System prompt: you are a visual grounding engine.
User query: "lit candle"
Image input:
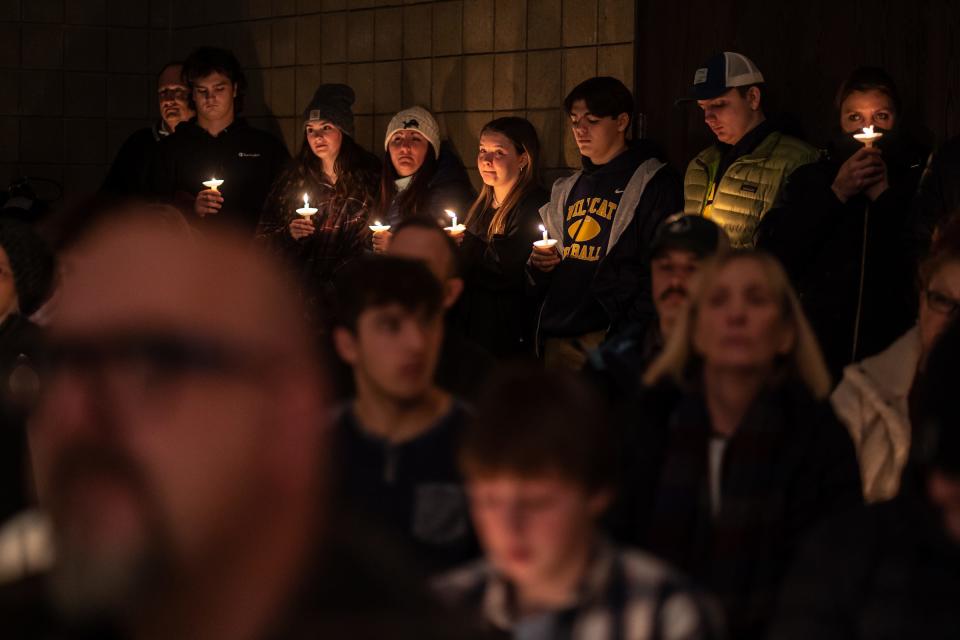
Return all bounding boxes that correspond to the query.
[533,223,557,250]
[369,220,391,232]
[853,125,883,148]
[444,209,465,234]
[296,193,318,218]
[202,177,224,192]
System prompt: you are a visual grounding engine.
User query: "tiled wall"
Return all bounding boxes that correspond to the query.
[3,0,635,206]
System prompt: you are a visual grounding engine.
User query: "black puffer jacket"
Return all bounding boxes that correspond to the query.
[454,187,548,358]
[382,142,476,227]
[758,133,928,380]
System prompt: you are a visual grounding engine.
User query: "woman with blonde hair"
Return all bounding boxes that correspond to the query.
[619,250,862,640]
[455,117,548,357]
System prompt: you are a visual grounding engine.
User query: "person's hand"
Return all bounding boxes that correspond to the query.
[446,229,465,247]
[529,244,561,272]
[372,230,392,253]
[289,218,315,239]
[864,156,890,202]
[195,189,224,217]
[831,147,884,203]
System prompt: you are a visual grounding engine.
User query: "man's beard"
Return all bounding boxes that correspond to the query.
[46,444,172,623]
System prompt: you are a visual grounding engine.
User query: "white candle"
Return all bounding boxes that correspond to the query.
[202,177,224,192]
[444,209,465,234]
[369,220,391,232]
[296,193,318,218]
[533,223,557,250]
[853,125,883,147]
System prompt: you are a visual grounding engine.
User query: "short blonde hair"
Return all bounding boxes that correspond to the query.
[643,251,832,399]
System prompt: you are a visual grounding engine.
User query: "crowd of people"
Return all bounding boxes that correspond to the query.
[0,44,959,639]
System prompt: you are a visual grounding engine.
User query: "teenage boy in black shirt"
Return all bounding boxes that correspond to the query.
[330,255,477,571]
[528,76,682,371]
[150,47,289,233]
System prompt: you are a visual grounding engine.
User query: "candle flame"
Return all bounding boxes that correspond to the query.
[303,193,309,207]
[862,125,875,136]
[539,224,545,232]
[375,220,382,226]
[445,209,456,219]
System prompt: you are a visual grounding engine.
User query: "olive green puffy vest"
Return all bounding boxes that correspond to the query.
[683,131,819,248]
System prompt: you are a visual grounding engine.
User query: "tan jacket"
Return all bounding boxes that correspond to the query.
[831,327,920,503]
[683,131,819,247]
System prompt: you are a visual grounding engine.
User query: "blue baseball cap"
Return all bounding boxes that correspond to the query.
[680,52,765,102]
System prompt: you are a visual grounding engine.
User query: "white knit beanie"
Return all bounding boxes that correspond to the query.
[383,106,441,159]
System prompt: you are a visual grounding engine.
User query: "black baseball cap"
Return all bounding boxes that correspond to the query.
[650,213,726,259]
[679,52,765,102]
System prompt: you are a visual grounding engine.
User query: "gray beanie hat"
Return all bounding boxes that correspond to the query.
[384,106,441,159]
[303,83,355,138]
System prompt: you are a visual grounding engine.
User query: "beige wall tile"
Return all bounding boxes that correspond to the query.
[295,65,323,113]
[347,9,375,62]
[526,0,560,50]
[562,0,597,47]
[270,66,297,116]
[599,0,633,43]
[597,43,632,87]
[272,18,297,67]
[320,12,346,63]
[374,60,402,113]
[432,1,462,56]
[374,7,403,60]
[463,54,493,110]
[463,0,494,53]
[494,0,525,51]
[295,14,323,64]
[403,4,432,58]
[432,56,462,111]
[493,52,526,110]
[348,62,375,113]
[562,47,596,94]
[402,58,432,107]
[525,49,561,109]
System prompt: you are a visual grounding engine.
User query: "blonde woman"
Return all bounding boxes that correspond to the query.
[620,251,862,640]
[455,117,548,357]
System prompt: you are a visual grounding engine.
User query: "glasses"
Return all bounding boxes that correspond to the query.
[158,88,190,102]
[29,331,280,414]
[926,289,960,316]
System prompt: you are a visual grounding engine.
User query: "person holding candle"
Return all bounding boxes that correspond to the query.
[372,106,475,252]
[257,84,380,308]
[149,47,289,234]
[455,117,548,358]
[757,67,930,379]
[679,52,818,248]
[528,77,683,371]
[434,365,719,639]
[622,251,862,639]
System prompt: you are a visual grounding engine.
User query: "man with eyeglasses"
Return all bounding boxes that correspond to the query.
[3,213,484,638]
[149,47,289,234]
[101,62,194,196]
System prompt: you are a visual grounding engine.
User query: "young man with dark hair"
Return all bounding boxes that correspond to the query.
[387,217,494,401]
[150,47,289,233]
[529,76,683,371]
[679,52,818,248]
[435,365,717,639]
[101,62,195,196]
[330,254,477,571]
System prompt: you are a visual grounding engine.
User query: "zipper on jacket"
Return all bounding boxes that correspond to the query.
[851,205,870,362]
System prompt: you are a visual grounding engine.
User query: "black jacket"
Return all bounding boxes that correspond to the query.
[455,187,549,358]
[528,143,683,344]
[616,380,863,640]
[0,314,41,523]
[911,134,960,256]
[383,142,476,227]
[770,491,960,640]
[758,135,928,379]
[148,118,290,233]
[100,122,167,196]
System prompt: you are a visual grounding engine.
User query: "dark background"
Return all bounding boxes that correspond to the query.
[634,0,960,165]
